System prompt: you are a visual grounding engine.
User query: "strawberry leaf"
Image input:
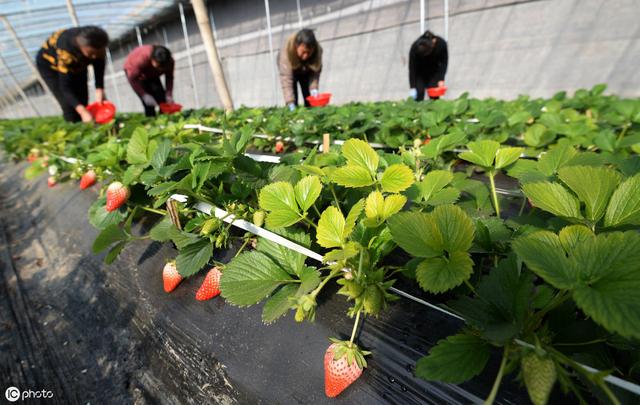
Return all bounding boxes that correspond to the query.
[221,251,293,306]
[175,239,213,277]
[415,334,490,383]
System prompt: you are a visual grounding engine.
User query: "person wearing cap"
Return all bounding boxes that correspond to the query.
[124,45,175,117]
[278,29,323,111]
[36,26,109,123]
[408,30,448,101]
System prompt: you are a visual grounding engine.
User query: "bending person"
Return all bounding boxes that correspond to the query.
[36,26,109,123]
[408,30,448,101]
[124,45,175,117]
[278,29,322,111]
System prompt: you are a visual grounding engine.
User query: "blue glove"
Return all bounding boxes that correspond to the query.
[409,88,418,100]
[310,89,319,97]
[288,103,296,112]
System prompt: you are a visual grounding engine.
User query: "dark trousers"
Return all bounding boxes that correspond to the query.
[415,72,441,101]
[293,70,311,107]
[132,74,166,117]
[37,54,88,122]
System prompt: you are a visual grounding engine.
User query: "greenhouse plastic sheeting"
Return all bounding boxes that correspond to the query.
[0,158,530,404]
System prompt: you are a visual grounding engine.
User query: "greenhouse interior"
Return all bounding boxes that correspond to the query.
[1,0,639,404]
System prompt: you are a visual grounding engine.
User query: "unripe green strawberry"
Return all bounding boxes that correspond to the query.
[253,210,265,227]
[363,286,383,315]
[521,353,556,405]
[200,218,219,235]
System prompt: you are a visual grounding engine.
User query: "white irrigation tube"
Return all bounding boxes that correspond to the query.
[182,123,387,149]
[166,193,640,396]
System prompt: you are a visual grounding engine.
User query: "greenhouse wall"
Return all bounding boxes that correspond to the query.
[2,0,639,118]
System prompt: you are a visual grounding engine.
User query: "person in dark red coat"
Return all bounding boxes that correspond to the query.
[124,45,174,116]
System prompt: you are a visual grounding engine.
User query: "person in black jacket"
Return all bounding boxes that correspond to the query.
[36,26,109,123]
[408,31,448,101]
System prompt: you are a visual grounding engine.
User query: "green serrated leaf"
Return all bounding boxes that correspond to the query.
[151,139,171,170]
[344,199,364,238]
[512,231,574,289]
[221,251,293,306]
[558,225,594,252]
[558,166,621,222]
[419,170,453,202]
[331,165,375,188]
[126,127,149,165]
[341,138,379,174]
[416,251,473,293]
[522,181,582,219]
[380,164,414,193]
[571,231,640,338]
[495,147,523,169]
[459,140,500,168]
[104,240,127,264]
[604,173,640,227]
[175,239,213,277]
[432,205,475,252]
[294,176,322,213]
[388,211,443,258]
[262,284,298,324]
[149,217,181,242]
[257,228,309,276]
[415,334,490,383]
[92,224,128,253]
[317,206,346,248]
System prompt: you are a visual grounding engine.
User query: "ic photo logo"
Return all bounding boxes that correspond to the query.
[5,386,54,402]
[5,387,20,402]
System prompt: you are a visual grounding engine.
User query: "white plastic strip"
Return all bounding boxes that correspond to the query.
[244,153,282,163]
[183,124,387,148]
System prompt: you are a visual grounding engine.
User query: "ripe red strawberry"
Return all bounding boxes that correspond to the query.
[163,261,183,293]
[195,267,222,301]
[423,135,432,145]
[80,170,97,190]
[105,181,130,212]
[324,340,370,397]
[47,176,57,188]
[275,141,284,153]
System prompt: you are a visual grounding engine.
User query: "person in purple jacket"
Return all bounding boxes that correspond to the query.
[124,45,174,116]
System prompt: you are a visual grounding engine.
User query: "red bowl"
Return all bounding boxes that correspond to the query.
[427,86,447,98]
[159,102,183,114]
[86,101,116,124]
[306,92,332,107]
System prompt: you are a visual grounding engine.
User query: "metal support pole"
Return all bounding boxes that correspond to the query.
[162,27,170,47]
[444,0,449,40]
[66,0,80,26]
[191,0,234,112]
[179,2,200,108]
[0,54,40,116]
[135,26,143,46]
[420,0,425,34]
[106,48,122,107]
[296,0,303,29]
[1,16,57,105]
[264,0,279,106]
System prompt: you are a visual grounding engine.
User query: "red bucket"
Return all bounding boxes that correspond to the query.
[427,86,447,98]
[86,101,116,124]
[306,93,332,107]
[159,102,183,114]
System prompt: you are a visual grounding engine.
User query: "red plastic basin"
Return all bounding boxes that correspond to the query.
[427,86,447,98]
[306,93,332,107]
[86,101,116,124]
[159,102,183,114]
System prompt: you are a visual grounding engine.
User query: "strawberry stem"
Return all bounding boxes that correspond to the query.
[484,345,509,405]
[349,310,362,345]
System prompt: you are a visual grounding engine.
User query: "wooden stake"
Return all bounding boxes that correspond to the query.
[323,133,330,153]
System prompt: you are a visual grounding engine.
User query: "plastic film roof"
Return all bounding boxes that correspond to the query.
[0,0,175,98]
